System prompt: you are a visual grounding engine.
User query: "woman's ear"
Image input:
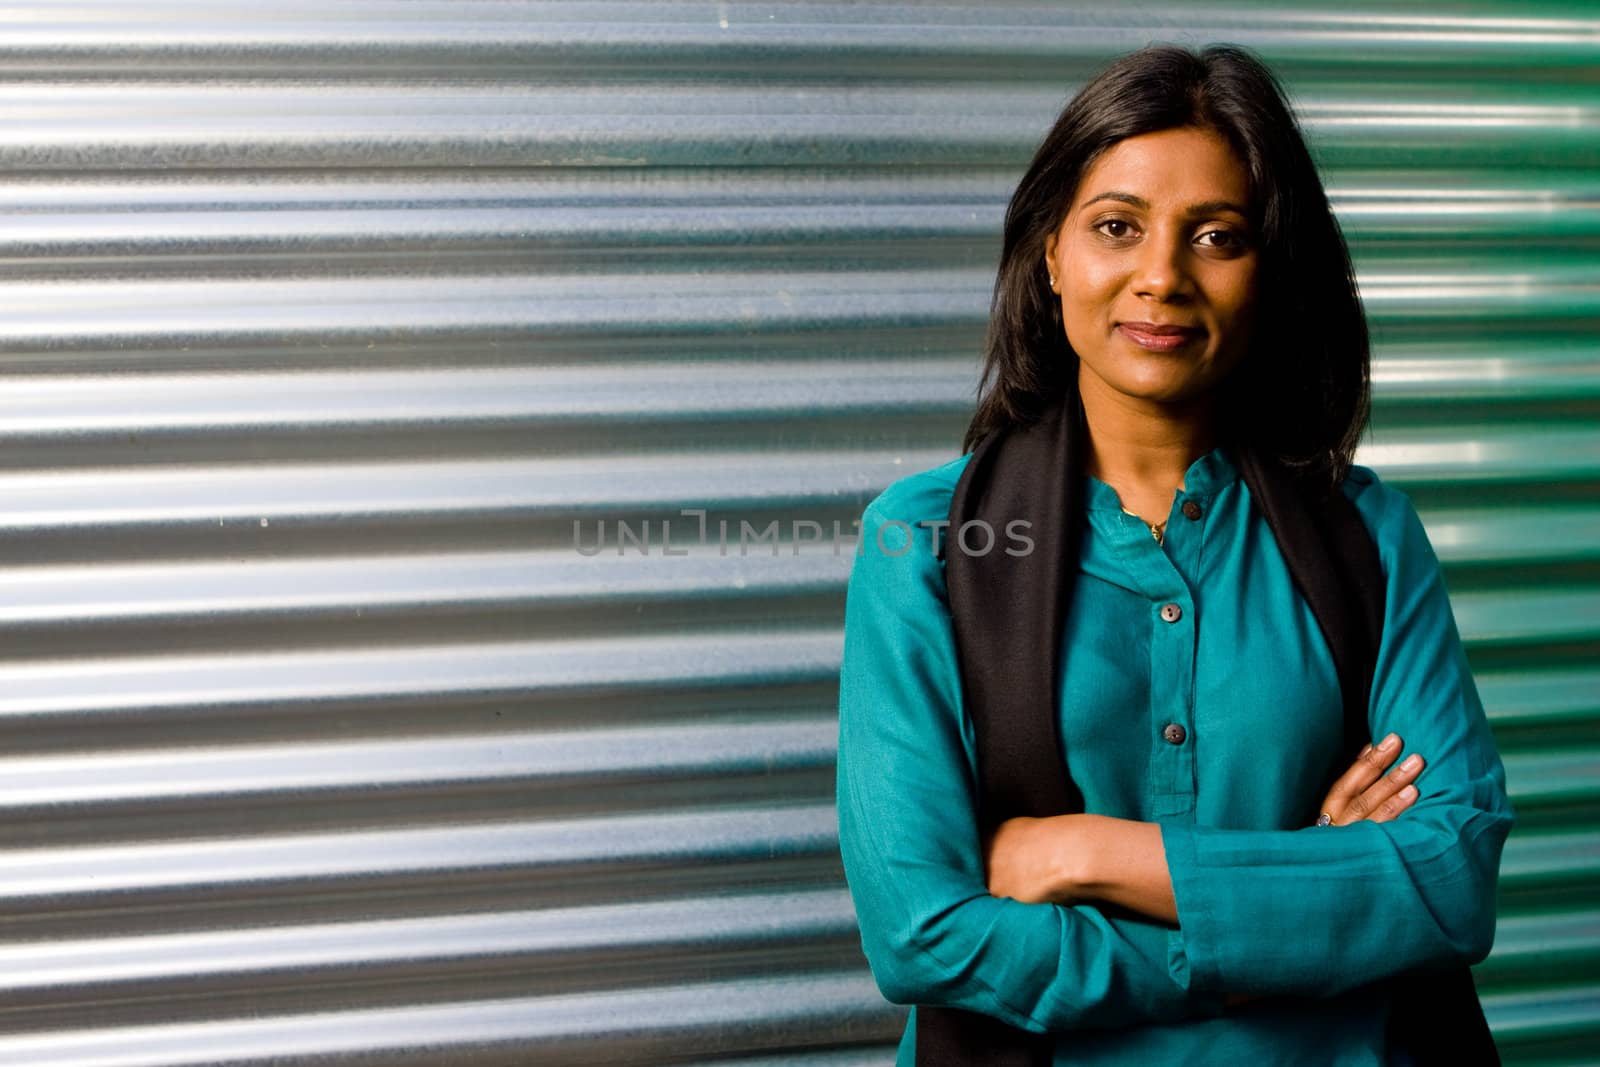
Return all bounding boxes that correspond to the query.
[1042,222,1066,291]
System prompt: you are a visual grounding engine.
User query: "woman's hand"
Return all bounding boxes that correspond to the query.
[1316,733,1426,826]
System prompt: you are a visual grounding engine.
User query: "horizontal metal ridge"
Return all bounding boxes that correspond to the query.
[1480,982,1600,1046]
[0,451,945,532]
[0,363,974,434]
[0,3,1594,82]
[0,631,842,724]
[1480,909,1600,982]
[1356,426,1600,484]
[0,969,900,1067]
[1500,748,1600,810]
[0,717,836,811]
[0,887,860,1002]
[1372,338,1600,400]
[0,550,852,628]
[1499,829,1600,889]
[1475,667,1600,730]
[1447,587,1600,648]
[0,82,1594,170]
[1419,507,1600,565]
[0,803,839,910]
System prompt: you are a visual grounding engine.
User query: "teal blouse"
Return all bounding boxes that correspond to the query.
[835,446,1513,1065]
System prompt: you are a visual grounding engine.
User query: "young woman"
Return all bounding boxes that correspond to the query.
[835,45,1512,1064]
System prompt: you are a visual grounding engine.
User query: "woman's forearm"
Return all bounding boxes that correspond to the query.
[985,813,1177,923]
[986,815,1268,1008]
[1070,815,1178,923]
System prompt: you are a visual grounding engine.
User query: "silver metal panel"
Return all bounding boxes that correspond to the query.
[0,2,1593,1063]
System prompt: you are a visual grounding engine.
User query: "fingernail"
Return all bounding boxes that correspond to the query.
[1400,785,1418,800]
[1401,754,1422,772]
[1360,743,1372,757]
[1380,734,1400,751]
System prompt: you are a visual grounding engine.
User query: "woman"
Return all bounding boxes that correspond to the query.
[835,45,1512,1065]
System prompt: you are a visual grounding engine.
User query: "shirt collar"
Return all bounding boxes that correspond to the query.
[1083,444,1239,512]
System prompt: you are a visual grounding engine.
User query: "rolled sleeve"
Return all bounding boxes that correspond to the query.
[1160,476,1513,996]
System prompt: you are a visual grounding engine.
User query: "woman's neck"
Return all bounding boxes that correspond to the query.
[1078,372,1218,526]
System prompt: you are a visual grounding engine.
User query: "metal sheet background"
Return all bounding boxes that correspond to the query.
[0,2,1594,1064]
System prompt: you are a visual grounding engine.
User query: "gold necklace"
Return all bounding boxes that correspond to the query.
[1121,505,1167,546]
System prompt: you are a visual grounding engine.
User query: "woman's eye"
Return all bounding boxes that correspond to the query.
[1197,228,1244,250]
[1094,219,1135,239]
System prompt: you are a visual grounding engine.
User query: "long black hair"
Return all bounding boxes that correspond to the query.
[964,44,1369,489]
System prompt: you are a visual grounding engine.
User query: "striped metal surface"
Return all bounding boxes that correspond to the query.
[0,2,1594,1063]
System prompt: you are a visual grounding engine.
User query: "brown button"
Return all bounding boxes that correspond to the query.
[1163,723,1187,745]
[1159,602,1183,623]
[1181,500,1202,520]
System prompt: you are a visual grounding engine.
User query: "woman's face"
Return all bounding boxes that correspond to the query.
[1043,126,1259,410]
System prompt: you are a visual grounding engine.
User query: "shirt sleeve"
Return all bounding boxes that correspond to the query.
[1160,474,1515,996]
[836,481,1224,1032]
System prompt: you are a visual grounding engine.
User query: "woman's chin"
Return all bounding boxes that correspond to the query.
[1097,373,1216,408]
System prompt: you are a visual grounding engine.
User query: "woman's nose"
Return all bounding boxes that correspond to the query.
[1132,234,1191,301]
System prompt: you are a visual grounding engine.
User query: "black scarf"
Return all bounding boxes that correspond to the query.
[915,389,1496,1066]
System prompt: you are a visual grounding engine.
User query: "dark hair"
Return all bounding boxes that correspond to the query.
[963,44,1369,488]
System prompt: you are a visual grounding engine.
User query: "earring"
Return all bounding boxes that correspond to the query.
[1048,274,1058,291]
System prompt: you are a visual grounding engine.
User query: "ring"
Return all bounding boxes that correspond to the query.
[1315,812,1334,827]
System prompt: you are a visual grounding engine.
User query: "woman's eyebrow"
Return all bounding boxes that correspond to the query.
[1080,191,1249,218]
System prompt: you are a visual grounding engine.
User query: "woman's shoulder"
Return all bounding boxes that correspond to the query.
[861,452,974,529]
[1339,462,1437,570]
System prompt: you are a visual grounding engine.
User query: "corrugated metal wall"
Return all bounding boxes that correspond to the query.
[0,3,1593,1064]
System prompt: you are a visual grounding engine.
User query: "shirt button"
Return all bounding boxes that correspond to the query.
[1159,602,1183,623]
[1163,723,1187,745]
[1181,500,1202,520]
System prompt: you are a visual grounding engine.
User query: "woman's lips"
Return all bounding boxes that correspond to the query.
[1117,322,1204,352]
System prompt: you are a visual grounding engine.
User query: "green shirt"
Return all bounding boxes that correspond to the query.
[835,446,1513,1065]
